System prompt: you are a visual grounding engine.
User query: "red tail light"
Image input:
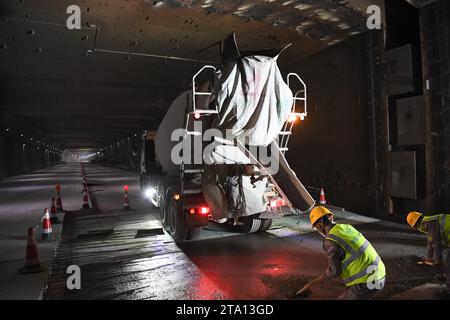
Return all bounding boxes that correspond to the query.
[270,198,286,208]
[187,206,210,216]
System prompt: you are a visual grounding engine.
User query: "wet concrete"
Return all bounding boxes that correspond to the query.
[392,283,450,300]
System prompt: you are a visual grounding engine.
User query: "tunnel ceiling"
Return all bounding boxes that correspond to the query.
[0,0,382,149]
[404,0,439,8]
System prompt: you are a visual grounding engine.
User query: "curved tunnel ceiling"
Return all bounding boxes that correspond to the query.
[0,0,383,149]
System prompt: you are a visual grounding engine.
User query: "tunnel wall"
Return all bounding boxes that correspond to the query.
[0,131,62,180]
[283,34,372,214]
[420,1,450,212]
[102,137,141,172]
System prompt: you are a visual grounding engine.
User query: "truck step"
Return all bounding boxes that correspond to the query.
[190,110,218,115]
[194,92,212,96]
[186,131,202,136]
[183,169,204,173]
[182,189,202,195]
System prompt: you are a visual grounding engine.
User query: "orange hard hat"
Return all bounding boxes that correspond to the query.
[407,211,423,228]
[310,206,333,226]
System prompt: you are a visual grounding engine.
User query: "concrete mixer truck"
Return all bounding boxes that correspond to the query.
[140,33,315,242]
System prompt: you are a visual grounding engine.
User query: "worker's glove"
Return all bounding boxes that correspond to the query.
[416,259,435,266]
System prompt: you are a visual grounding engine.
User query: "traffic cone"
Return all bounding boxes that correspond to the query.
[42,208,53,241]
[50,197,59,224]
[56,192,63,212]
[123,189,130,210]
[55,185,63,212]
[18,227,45,274]
[319,188,327,205]
[82,189,90,209]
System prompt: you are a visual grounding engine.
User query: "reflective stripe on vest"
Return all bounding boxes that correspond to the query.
[344,255,381,285]
[326,234,371,269]
[326,224,385,286]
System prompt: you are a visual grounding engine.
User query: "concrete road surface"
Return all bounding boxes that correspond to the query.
[0,163,447,300]
[0,163,82,299]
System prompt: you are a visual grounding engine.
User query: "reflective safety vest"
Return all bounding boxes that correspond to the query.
[326,224,386,287]
[419,214,450,248]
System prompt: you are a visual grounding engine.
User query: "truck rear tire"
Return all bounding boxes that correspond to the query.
[186,227,202,240]
[160,194,169,228]
[237,216,262,233]
[258,219,272,232]
[167,197,188,243]
[139,174,146,190]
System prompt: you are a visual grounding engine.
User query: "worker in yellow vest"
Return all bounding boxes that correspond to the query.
[407,211,450,294]
[310,206,386,299]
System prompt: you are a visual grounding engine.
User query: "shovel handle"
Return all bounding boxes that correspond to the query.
[296,276,323,295]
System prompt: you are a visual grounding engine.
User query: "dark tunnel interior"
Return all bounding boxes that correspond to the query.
[1,0,449,220]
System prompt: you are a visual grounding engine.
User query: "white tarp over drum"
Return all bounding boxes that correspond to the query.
[213,55,293,146]
[202,54,294,219]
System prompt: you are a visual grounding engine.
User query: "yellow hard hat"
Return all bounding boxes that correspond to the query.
[407,211,423,228]
[310,206,333,226]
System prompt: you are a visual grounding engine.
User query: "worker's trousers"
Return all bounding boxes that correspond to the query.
[337,278,385,300]
[447,248,450,293]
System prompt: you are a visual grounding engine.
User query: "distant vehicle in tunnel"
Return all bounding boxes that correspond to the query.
[139,33,315,242]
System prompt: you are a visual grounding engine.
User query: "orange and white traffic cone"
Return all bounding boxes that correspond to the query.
[50,197,59,224]
[18,227,44,274]
[319,188,327,205]
[82,189,90,209]
[42,208,53,241]
[123,189,130,210]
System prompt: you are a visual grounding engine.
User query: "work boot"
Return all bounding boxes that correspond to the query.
[433,273,446,282]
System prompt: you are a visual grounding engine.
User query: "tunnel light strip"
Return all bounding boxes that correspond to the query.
[2,127,63,155]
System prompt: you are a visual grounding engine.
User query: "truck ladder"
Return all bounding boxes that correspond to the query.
[181,65,218,195]
[279,73,308,155]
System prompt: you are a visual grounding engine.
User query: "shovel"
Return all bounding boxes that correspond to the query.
[296,276,324,297]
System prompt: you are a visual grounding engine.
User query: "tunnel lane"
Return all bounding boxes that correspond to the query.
[39,163,438,300]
